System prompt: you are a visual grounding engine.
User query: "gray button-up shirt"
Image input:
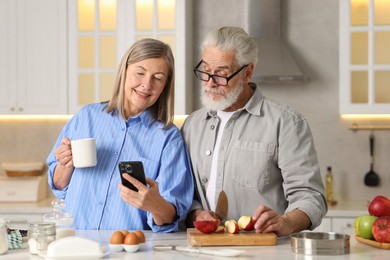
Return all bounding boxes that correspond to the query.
[181,83,327,229]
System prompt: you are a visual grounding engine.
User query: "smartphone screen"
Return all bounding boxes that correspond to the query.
[118,161,147,192]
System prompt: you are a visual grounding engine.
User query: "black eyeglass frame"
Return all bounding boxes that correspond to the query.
[193,60,248,86]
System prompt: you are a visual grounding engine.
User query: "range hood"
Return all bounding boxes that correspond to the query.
[247,0,308,83]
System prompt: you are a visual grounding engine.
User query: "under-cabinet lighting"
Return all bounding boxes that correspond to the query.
[341,114,390,120]
[0,115,73,121]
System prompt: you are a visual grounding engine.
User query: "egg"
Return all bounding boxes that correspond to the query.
[110,231,125,244]
[134,230,145,243]
[119,229,129,236]
[124,233,140,245]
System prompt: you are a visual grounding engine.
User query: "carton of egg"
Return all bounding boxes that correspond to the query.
[109,230,145,253]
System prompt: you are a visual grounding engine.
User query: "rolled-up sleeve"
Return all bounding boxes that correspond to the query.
[279,118,328,229]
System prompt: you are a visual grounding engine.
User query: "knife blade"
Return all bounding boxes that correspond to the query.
[215,190,228,223]
[153,245,244,257]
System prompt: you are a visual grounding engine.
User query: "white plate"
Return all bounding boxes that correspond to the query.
[39,251,109,259]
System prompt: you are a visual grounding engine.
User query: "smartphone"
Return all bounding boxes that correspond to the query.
[118,161,147,192]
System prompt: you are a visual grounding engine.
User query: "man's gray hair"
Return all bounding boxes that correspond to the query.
[201,26,258,67]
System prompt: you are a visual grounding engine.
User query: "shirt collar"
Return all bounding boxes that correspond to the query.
[127,108,156,127]
[203,82,264,120]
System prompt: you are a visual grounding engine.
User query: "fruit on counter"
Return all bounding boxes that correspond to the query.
[110,231,125,244]
[124,233,140,245]
[237,216,255,231]
[354,215,362,236]
[368,195,390,217]
[372,216,390,243]
[225,220,240,234]
[134,230,146,243]
[355,214,377,239]
[215,226,225,233]
[193,219,221,234]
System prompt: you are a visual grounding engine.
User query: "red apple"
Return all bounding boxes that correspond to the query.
[368,195,390,217]
[225,220,240,234]
[372,216,390,243]
[193,219,220,234]
[237,216,255,231]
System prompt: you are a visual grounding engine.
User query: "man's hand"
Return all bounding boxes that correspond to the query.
[252,205,311,237]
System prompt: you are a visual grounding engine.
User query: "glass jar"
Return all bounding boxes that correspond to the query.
[0,218,9,255]
[27,222,56,255]
[43,199,75,240]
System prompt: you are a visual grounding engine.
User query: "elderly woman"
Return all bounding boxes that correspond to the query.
[47,38,194,232]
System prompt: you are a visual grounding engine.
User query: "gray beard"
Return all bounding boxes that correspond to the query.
[201,78,244,111]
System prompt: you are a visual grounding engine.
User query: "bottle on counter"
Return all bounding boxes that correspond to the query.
[325,166,337,206]
[43,199,75,240]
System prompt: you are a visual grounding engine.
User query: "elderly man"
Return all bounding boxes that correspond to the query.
[182,26,327,236]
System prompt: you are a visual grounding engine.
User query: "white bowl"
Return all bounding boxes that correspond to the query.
[109,244,124,252]
[123,244,140,253]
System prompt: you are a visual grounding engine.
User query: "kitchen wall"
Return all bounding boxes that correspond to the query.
[1,0,389,201]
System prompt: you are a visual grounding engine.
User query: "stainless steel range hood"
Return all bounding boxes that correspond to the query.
[247,0,308,83]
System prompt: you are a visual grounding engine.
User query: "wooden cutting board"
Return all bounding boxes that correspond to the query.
[187,228,277,246]
[355,235,390,250]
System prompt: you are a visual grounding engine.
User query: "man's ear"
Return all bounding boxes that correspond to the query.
[244,64,254,83]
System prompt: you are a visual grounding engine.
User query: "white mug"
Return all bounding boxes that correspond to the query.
[71,138,97,168]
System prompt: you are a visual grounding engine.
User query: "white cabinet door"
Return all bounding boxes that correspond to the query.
[312,217,332,232]
[332,217,355,235]
[0,0,17,113]
[0,0,67,114]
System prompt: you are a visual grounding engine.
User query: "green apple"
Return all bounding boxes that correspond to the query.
[354,215,362,236]
[357,215,377,239]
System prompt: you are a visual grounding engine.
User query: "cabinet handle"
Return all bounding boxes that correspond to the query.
[18,107,23,112]
[346,223,352,228]
[10,107,15,111]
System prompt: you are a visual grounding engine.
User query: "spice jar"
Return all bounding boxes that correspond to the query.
[0,218,9,255]
[43,199,75,239]
[27,222,56,255]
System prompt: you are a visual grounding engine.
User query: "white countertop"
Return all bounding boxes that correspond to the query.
[1,230,389,259]
[324,200,369,217]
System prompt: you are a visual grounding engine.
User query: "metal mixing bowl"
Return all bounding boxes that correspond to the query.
[290,232,350,255]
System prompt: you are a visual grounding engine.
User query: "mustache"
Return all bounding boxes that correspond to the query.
[203,87,225,95]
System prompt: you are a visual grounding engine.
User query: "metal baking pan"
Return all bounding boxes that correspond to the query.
[290,232,350,255]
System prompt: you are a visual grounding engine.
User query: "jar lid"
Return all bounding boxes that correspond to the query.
[28,222,56,235]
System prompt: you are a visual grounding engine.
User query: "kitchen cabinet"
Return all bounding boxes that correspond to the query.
[339,0,390,114]
[0,0,67,114]
[315,217,355,235]
[313,200,367,235]
[68,0,193,115]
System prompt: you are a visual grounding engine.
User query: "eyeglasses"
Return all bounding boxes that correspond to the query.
[193,60,248,86]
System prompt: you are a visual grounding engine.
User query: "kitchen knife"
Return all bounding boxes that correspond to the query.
[153,245,244,257]
[215,190,228,223]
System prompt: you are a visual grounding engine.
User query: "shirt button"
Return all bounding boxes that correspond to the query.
[210,125,215,130]
[205,150,212,156]
[114,152,118,155]
[201,177,208,184]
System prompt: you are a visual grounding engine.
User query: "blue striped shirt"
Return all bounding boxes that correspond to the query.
[47,102,194,232]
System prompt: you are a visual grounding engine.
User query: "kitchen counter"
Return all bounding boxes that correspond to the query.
[325,200,369,217]
[1,230,390,259]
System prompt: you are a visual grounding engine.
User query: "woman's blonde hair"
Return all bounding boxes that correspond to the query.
[106,38,175,128]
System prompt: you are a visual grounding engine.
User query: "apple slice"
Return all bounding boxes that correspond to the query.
[193,219,220,234]
[225,220,240,234]
[238,216,255,231]
[215,226,225,234]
